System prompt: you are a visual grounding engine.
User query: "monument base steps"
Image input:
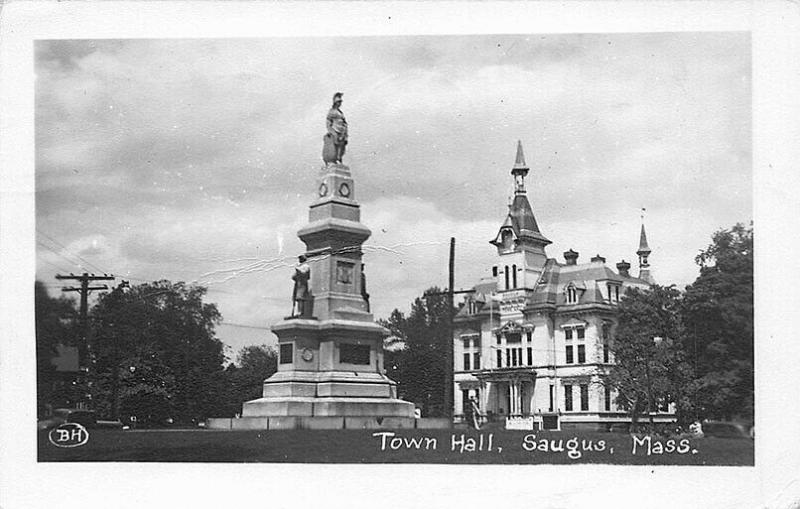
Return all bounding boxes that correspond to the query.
[206,415,435,430]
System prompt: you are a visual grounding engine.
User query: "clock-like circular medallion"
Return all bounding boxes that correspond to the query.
[318,183,329,197]
[301,348,314,362]
[338,182,351,198]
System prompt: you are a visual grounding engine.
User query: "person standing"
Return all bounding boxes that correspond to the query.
[469,396,482,430]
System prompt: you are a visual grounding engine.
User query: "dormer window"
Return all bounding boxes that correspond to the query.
[606,283,621,303]
[566,283,578,304]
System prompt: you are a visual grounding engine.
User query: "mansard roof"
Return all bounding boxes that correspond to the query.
[457,258,651,318]
[531,260,650,308]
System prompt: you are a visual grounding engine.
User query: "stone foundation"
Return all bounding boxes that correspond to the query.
[242,396,414,418]
[206,415,450,430]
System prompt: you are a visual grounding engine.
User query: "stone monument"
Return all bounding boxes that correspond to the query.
[237,94,415,429]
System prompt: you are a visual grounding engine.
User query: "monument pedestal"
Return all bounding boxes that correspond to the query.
[232,163,414,429]
[241,317,414,421]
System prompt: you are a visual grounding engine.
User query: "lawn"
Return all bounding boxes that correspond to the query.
[38,428,754,465]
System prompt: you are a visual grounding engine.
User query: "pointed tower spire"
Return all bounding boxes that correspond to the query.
[513,140,528,171]
[638,223,651,254]
[490,140,551,291]
[637,208,653,283]
[511,140,529,195]
[491,140,550,251]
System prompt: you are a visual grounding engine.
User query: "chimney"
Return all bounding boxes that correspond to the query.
[564,249,579,266]
[616,260,631,277]
[591,254,606,263]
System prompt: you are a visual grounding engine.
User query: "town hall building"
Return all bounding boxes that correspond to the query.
[453,141,670,431]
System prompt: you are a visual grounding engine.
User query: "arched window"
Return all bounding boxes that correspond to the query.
[566,285,578,304]
[504,265,510,290]
[502,229,514,248]
[512,264,517,288]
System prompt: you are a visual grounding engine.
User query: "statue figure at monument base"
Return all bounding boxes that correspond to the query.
[291,255,312,318]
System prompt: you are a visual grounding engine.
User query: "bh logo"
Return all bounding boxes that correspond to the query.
[48,423,89,448]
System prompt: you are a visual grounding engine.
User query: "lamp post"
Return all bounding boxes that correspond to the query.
[645,336,664,429]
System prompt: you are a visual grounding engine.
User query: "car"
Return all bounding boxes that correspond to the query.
[37,408,97,430]
[701,421,752,439]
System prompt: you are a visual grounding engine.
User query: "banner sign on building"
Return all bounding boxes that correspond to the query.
[505,416,535,430]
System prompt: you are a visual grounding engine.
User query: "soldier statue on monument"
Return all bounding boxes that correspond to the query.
[361,263,370,312]
[322,92,348,165]
[291,255,311,317]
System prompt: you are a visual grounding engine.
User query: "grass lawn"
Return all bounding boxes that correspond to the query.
[38,428,754,465]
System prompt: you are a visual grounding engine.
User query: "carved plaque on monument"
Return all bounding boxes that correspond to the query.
[336,261,354,284]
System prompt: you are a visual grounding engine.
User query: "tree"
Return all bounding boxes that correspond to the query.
[35,281,80,416]
[224,345,278,414]
[90,280,225,423]
[683,222,753,421]
[381,287,453,417]
[607,285,693,428]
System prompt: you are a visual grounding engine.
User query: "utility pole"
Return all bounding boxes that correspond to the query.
[427,239,474,424]
[445,237,455,423]
[56,273,115,406]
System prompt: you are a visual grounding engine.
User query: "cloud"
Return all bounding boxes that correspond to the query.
[35,33,751,353]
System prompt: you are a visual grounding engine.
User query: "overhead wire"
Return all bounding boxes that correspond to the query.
[36,240,89,271]
[36,234,458,322]
[36,230,109,274]
[38,257,73,274]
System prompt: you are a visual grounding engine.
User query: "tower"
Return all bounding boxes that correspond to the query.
[490,141,551,291]
[637,211,654,283]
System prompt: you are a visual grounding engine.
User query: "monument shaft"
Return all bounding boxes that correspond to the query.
[241,160,414,422]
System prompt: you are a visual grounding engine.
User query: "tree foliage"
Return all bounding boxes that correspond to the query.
[381,287,453,417]
[220,344,278,415]
[90,281,225,424]
[35,281,80,416]
[609,222,754,425]
[608,285,694,426]
[683,222,753,420]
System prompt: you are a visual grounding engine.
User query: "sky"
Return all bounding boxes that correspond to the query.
[34,33,751,360]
